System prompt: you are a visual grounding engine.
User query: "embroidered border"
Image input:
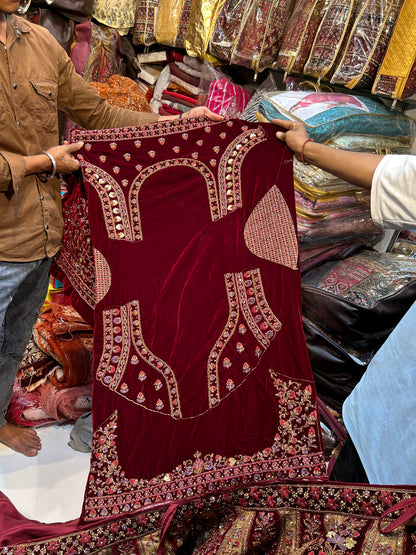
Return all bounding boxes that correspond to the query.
[96,300,182,418]
[83,371,324,521]
[218,126,267,217]
[208,269,282,408]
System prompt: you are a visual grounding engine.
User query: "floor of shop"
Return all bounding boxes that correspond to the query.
[0,423,90,523]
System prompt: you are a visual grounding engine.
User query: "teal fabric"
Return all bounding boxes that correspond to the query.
[258,91,416,143]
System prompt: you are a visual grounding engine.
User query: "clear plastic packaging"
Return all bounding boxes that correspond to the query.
[184,0,224,57]
[330,0,405,90]
[132,0,159,46]
[303,0,359,81]
[155,0,192,48]
[276,0,330,74]
[372,0,416,101]
[208,0,251,62]
[228,0,296,73]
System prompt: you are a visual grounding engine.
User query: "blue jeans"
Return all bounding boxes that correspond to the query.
[0,257,52,428]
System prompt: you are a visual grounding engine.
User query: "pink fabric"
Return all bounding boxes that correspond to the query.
[205,78,251,117]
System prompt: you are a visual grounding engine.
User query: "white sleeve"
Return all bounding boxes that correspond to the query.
[371,154,416,231]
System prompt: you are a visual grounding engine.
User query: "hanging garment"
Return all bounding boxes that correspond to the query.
[61,117,327,525]
[92,0,138,36]
[372,0,416,101]
[330,0,405,89]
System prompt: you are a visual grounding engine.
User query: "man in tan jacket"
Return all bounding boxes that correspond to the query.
[0,0,221,456]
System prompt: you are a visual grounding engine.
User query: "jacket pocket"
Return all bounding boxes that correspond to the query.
[30,79,58,132]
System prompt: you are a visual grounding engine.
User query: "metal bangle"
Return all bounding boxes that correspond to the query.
[40,150,57,179]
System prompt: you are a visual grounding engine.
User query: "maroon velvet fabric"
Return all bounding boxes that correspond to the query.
[67,117,326,524]
[0,118,328,550]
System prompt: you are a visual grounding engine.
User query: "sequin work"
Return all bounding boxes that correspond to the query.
[67,118,325,524]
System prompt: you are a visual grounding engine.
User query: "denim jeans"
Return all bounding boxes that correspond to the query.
[0,257,52,427]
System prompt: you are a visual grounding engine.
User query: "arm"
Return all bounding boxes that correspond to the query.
[273,119,384,190]
[23,142,84,177]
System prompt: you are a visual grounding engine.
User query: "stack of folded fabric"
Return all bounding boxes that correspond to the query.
[151,51,204,115]
[257,90,415,270]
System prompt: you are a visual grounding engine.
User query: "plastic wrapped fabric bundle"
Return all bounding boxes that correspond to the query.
[208,0,251,61]
[303,0,359,81]
[228,0,296,73]
[184,0,225,57]
[299,242,362,274]
[294,158,363,196]
[258,91,416,143]
[276,0,329,75]
[330,0,405,90]
[205,77,251,117]
[92,0,138,36]
[372,0,416,101]
[82,23,120,83]
[325,133,412,154]
[301,250,416,351]
[240,72,278,122]
[155,0,192,48]
[297,210,381,248]
[132,0,159,45]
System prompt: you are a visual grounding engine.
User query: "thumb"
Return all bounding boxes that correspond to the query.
[67,141,84,153]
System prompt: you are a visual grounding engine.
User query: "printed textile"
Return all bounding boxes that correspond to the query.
[63,117,327,525]
[303,0,359,80]
[132,0,159,45]
[155,0,192,48]
[276,0,328,75]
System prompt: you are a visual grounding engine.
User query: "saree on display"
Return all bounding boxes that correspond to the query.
[71,117,326,523]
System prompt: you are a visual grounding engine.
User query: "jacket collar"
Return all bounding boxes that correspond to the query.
[9,13,32,36]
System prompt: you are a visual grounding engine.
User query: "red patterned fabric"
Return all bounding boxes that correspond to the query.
[2,482,416,552]
[63,117,326,524]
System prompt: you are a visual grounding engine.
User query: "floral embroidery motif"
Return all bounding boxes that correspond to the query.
[96,300,182,418]
[54,187,95,309]
[244,186,298,270]
[93,249,111,304]
[208,269,282,408]
[83,393,325,521]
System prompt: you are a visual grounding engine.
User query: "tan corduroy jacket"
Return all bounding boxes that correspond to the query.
[0,15,159,262]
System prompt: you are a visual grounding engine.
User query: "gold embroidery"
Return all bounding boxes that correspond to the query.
[97,300,182,418]
[208,269,282,408]
[94,249,111,304]
[244,186,298,270]
[218,127,267,217]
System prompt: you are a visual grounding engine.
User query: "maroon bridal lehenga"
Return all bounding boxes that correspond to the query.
[2,118,416,554]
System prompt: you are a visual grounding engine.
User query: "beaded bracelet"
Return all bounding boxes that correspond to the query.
[300,138,314,165]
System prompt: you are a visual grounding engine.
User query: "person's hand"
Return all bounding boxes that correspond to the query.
[47,141,84,174]
[273,118,310,160]
[181,106,224,121]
